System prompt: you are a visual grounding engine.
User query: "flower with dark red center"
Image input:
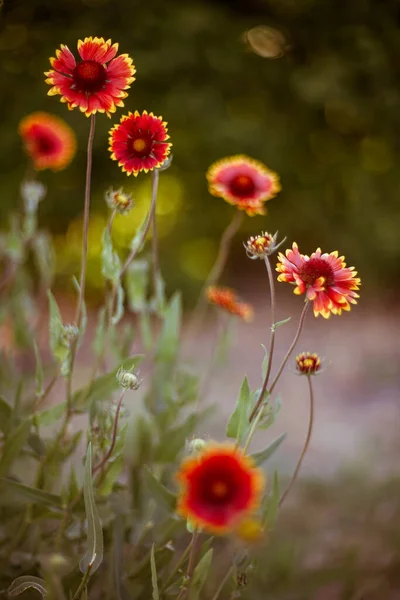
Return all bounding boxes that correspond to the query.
[276,243,361,318]
[206,286,253,322]
[244,231,284,259]
[108,111,172,176]
[176,444,265,534]
[45,37,135,117]
[206,155,281,216]
[296,352,321,375]
[19,112,76,171]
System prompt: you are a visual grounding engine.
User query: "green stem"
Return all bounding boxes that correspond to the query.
[262,255,276,390]
[161,537,194,592]
[211,565,234,600]
[150,169,160,294]
[176,530,199,600]
[279,375,314,506]
[92,389,126,480]
[71,562,93,600]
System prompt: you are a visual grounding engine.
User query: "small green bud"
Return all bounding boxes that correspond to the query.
[117,367,142,390]
[188,438,207,454]
[105,187,134,215]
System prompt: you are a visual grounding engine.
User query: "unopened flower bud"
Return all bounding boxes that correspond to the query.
[105,187,134,215]
[188,438,207,454]
[295,352,321,375]
[244,231,284,259]
[156,153,173,171]
[117,367,142,390]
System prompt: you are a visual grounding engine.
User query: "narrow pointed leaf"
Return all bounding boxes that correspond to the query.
[73,276,87,335]
[0,418,31,478]
[144,466,177,512]
[47,290,69,364]
[80,443,103,575]
[189,548,213,600]
[0,396,12,434]
[0,478,63,508]
[8,576,47,597]
[261,344,269,379]
[125,260,149,312]
[151,544,160,600]
[226,376,252,443]
[33,402,66,427]
[262,470,280,528]
[111,281,125,325]
[102,229,121,284]
[33,340,44,397]
[272,316,291,330]
[250,433,287,466]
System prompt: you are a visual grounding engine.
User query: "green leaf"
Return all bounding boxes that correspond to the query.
[0,418,31,478]
[127,414,153,467]
[151,544,159,600]
[139,310,152,351]
[80,443,104,575]
[272,316,291,330]
[8,576,47,598]
[154,414,197,463]
[93,308,106,358]
[32,232,54,287]
[189,548,213,600]
[111,281,125,325]
[33,340,44,398]
[250,433,287,466]
[47,291,69,365]
[0,478,63,509]
[261,344,269,379]
[156,292,181,362]
[72,356,143,409]
[129,215,147,254]
[125,260,149,312]
[143,466,177,512]
[262,470,280,528]
[97,455,124,497]
[226,376,252,443]
[101,229,121,284]
[0,396,12,434]
[258,395,281,430]
[72,276,87,336]
[33,402,66,427]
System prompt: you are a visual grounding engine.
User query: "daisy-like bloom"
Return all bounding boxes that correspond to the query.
[276,243,361,318]
[206,286,254,322]
[45,37,135,117]
[206,155,280,216]
[105,187,134,214]
[109,110,171,176]
[296,352,321,375]
[19,112,76,171]
[244,231,285,259]
[176,444,265,534]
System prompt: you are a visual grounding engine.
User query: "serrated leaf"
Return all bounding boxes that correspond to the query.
[8,576,47,597]
[0,418,31,478]
[33,340,44,397]
[0,478,63,509]
[153,414,197,463]
[151,544,159,600]
[189,548,213,600]
[33,402,66,427]
[143,466,177,512]
[156,292,181,362]
[47,291,69,365]
[250,433,287,466]
[272,316,291,330]
[226,376,252,443]
[0,396,12,434]
[80,443,103,575]
[125,260,149,312]
[102,229,121,284]
[262,470,280,528]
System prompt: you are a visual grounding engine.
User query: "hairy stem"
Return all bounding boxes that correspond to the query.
[279,374,314,506]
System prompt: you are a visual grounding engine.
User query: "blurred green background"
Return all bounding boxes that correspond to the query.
[0,0,399,300]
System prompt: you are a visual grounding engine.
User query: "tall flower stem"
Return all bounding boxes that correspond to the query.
[75,114,96,326]
[279,375,314,506]
[150,169,160,295]
[191,210,244,328]
[249,301,310,423]
[92,389,126,480]
[176,530,199,600]
[262,255,277,390]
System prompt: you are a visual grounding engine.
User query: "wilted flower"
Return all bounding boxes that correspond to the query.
[19,112,76,171]
[276,243,361,318]
[244,231,283,259]
[295,352,321,375]
[206,286,254,322]
[109,110,172,176]
[117,367,142,390]
[45,37,135,117]
[105,187,134,214]
[176,444,265,534]
[206,155,280,216]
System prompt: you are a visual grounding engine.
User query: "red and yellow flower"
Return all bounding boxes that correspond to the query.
[295,352,321,375]
[276,243,361,318]
[206,286,253,322]
[109,111,171,176]
[176,444,265,534]
[19,112,76,171]
[206,155,280,216]
[45,37,135,117]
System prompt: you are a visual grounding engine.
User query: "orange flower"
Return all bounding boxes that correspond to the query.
[19,112,76,171]
[206,286,253,322]
[176,444,265,534]
[45,37,135,117]
[109,111,172,176]
[276,243,361,318]
[206,155,280,216]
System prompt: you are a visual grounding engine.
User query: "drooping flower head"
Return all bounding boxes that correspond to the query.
[276,243,361,318]
[19,112,76,171]
[109,111,172,176]
[206,286,253,322]
[206,155,280,216]
[296,352,321,375]
[45,37,135,117]
[176,444,265,534]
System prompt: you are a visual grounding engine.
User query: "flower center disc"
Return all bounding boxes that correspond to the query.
[35,134,56,155]
[229,174,256,197]
[211,481,229,500]
[73,60,107,93]
[300,257,335,286]
[130,136,152,157]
